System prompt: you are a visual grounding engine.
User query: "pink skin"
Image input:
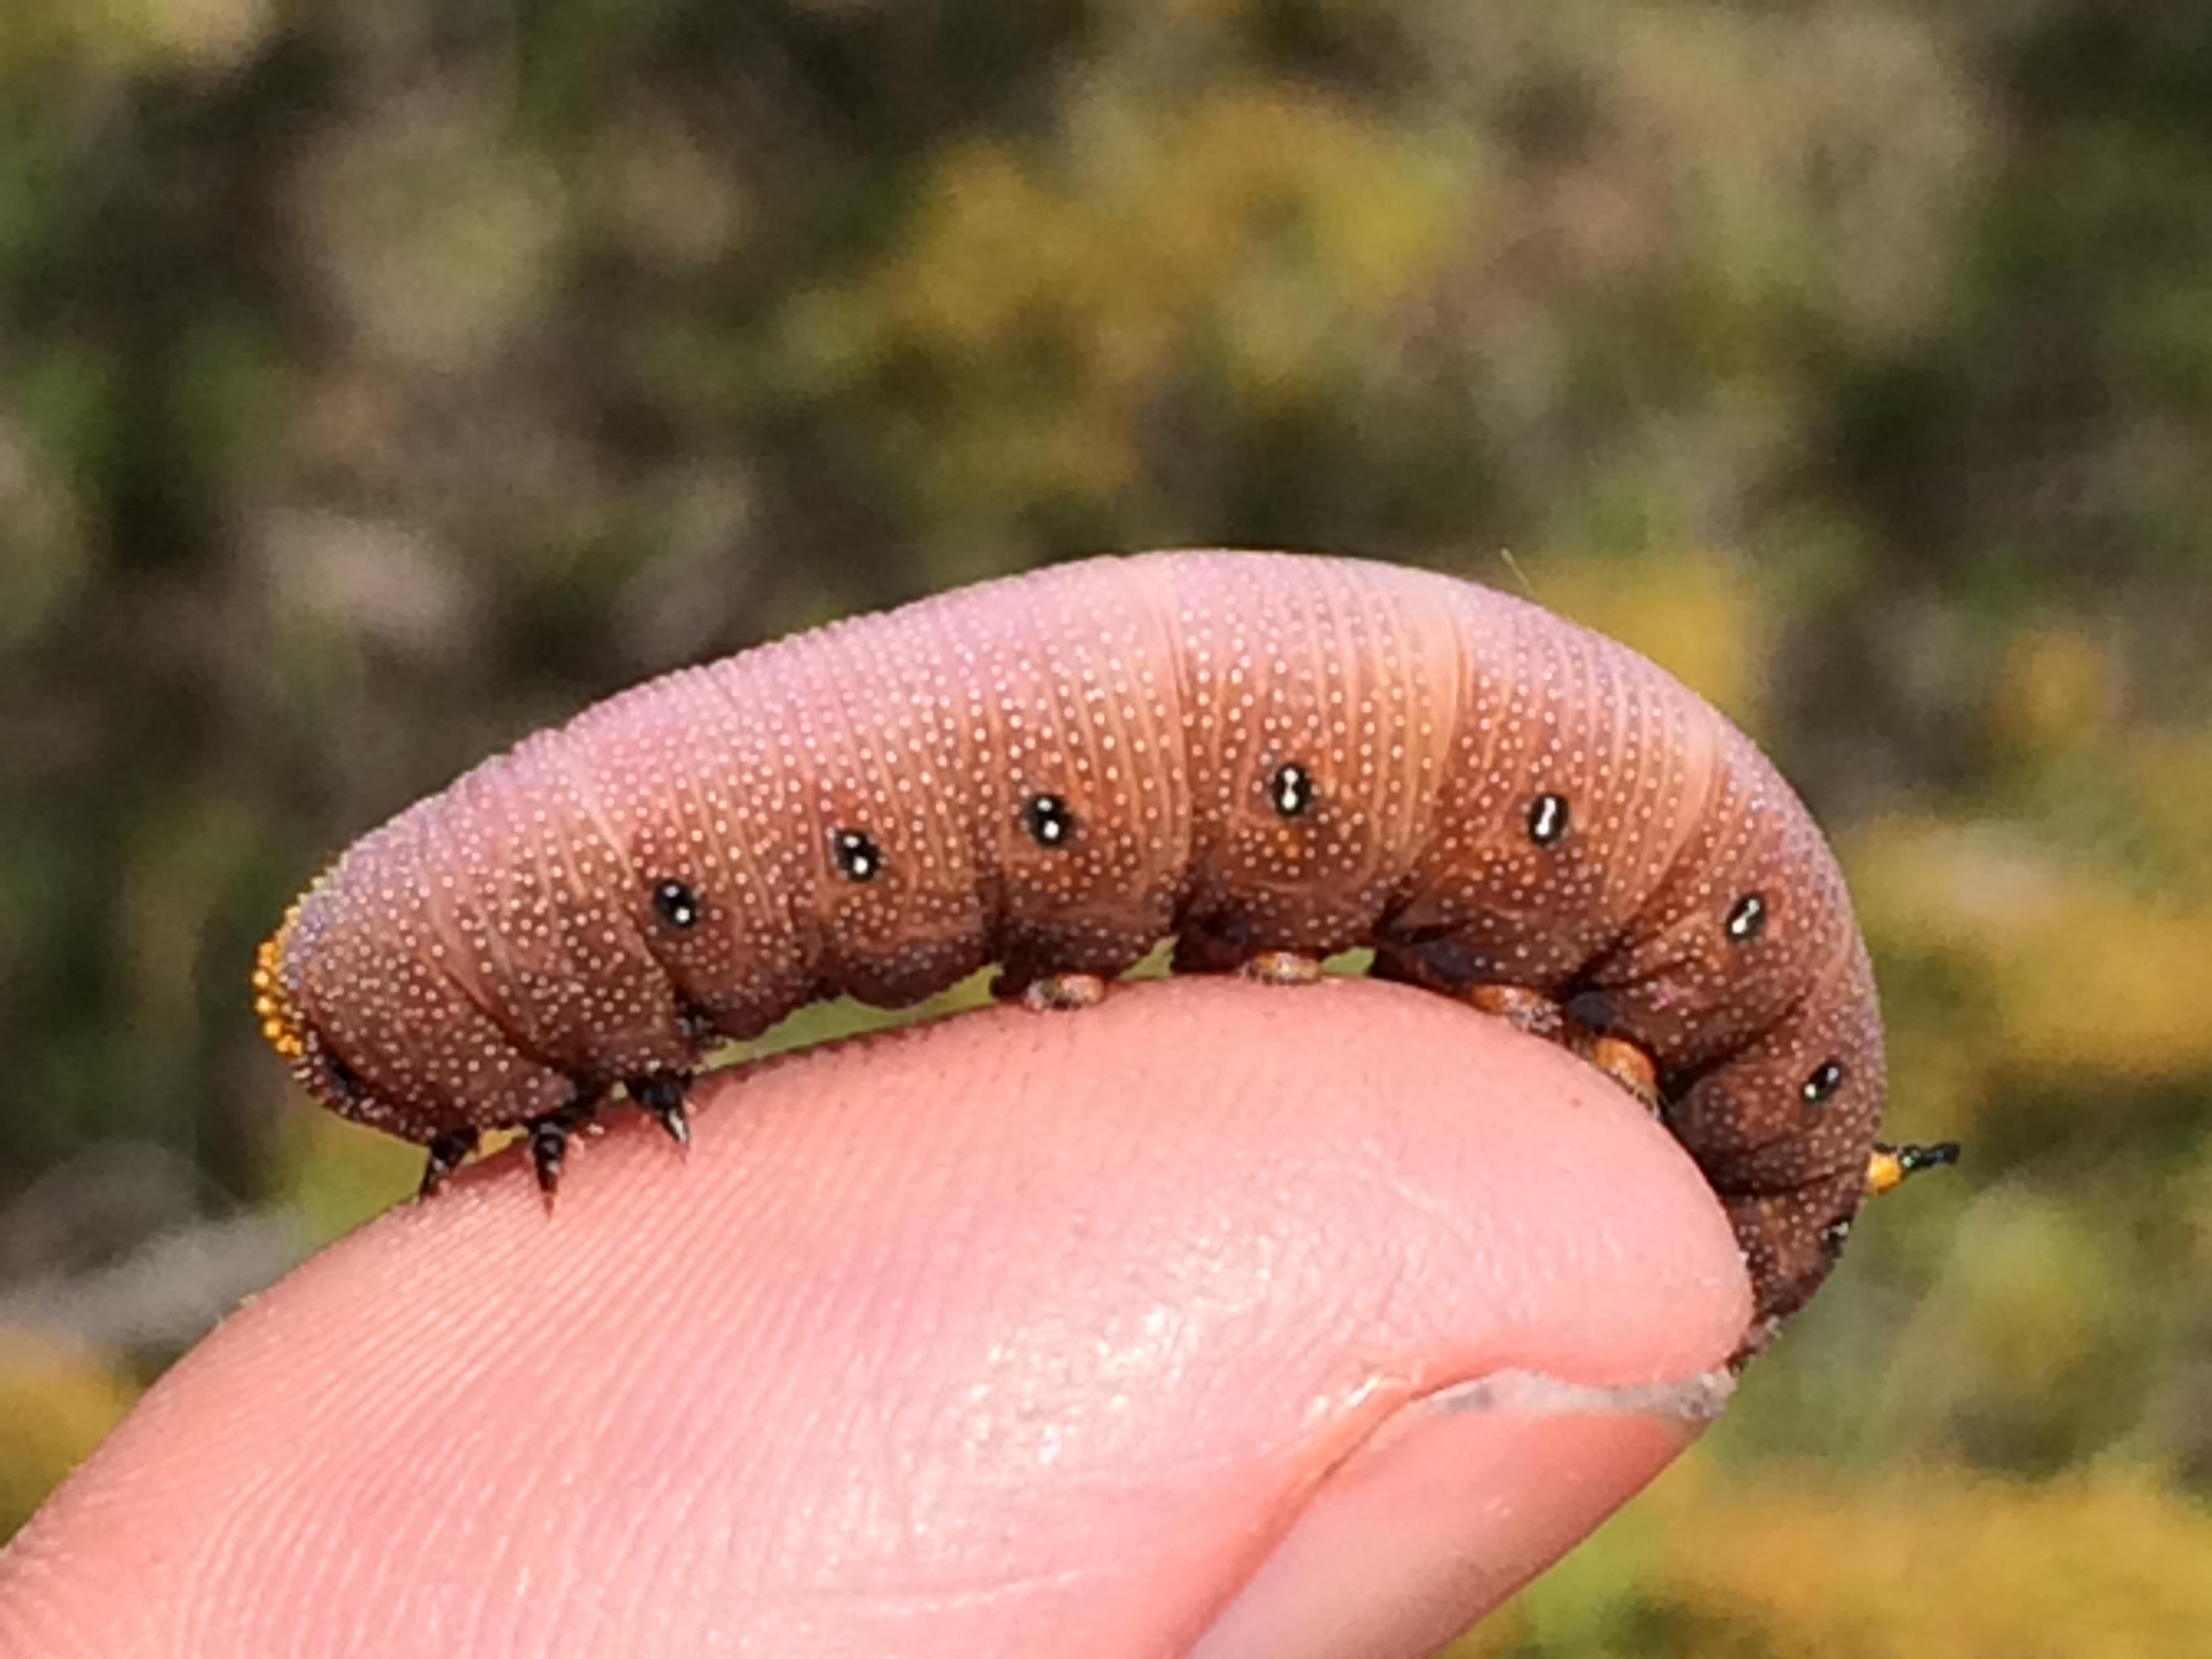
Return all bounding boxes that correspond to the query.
[0,977,1750,1658]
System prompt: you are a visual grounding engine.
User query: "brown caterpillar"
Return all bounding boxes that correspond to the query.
[254,550,1952,1334]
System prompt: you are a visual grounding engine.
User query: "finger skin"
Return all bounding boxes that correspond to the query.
[0,977,1750,1658]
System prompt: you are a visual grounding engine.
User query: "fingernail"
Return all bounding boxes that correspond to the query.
[1187,1368,1733,1659]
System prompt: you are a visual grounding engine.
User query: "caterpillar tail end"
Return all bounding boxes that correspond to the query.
[1866,1139,1961,1198]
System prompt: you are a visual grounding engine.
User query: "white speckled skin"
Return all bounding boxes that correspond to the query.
[266,551,1884,1323]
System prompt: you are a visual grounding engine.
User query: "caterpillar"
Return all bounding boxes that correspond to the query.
[253,550,1952,1335]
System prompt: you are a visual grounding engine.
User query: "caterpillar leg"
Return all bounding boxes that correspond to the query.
[1462,983,1570,1042]
[1371,949,1571,1039]
[1867,1140,1961,1197]
[1171,926,1324,985]
[1241,949,1326,987]
[1016,971,1111,1012]
[1576,1033,1661,1113]
[527,1084,607,1203]
[628,1072,693,1149]
[417,1128,480,1199]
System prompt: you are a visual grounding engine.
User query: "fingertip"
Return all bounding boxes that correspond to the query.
[1,976,1750,1657]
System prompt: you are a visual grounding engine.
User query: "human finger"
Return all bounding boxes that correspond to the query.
[0,975,1749,1657]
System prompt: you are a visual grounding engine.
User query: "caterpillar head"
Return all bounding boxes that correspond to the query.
[250,846,571,1143]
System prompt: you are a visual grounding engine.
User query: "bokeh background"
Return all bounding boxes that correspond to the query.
[5,0,2211,1650]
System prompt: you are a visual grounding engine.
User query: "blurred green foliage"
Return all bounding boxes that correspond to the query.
[3,0,2210,1645]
